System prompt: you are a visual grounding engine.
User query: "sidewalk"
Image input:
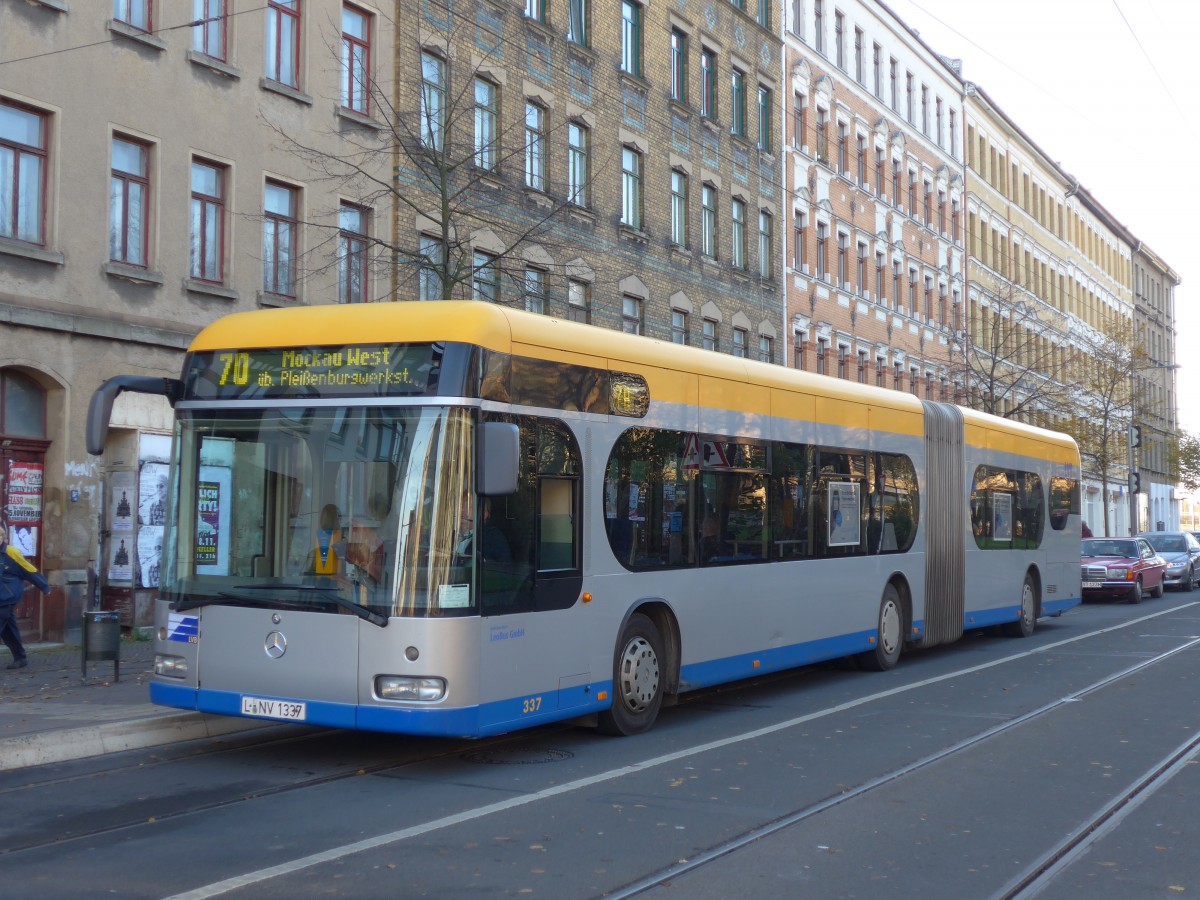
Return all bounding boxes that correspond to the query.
[0,638,268,772]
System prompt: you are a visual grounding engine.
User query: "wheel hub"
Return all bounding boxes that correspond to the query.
[617,636,660,712]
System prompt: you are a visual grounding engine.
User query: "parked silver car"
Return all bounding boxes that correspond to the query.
[1137,531,1200,591]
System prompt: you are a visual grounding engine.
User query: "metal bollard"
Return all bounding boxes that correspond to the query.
[82,610,121,681]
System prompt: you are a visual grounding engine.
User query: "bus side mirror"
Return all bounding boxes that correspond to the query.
[477,422,519,496]
[87,376,182,455]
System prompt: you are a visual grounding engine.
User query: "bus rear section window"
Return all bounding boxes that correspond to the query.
[869,452,918,554]
[605,428,697,569]
[1049,474,1080,531]
[971,465,1044,550]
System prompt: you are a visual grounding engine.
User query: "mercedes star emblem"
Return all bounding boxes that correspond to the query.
[264,631,287,659]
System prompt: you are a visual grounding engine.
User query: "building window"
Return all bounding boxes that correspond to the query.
[837,232,848,285]
[794,333,806,369]
[816,108,828,162]
[110,137,150,268]
[733,327,747,358]
[189,159,225,283]
[875,146,884,196]
[524,266,546,314]
[421,52,446,151]
[935,97,944,146]
[856,134,866,185]
[621,0,642,77]
[872,43,882,97]
[923,180,932,226]
[702,318,718,351]
[474,79,498,171]
[193,0,227,60]
[756,0,770,28]
[671,309,689,344]
[908,269,918,310]
[856,241,867,294]
[731,197,746,269]
[837,345,848,379]
[262,180,297,297]
[793,92,806,147]
[758,209,772,278]
[834,11,845,69]
[949,110,958,159]
[670,169,688,248]
[730,69,746,138]
[266,0,300,88]
[115,0,151,31]
[908,170,916,214]
[816,337,827,375]
[338,203,368,303]
[854,27,864,83]
[921,84,929,135]
[472,250,499,302]
[0,101,47,246]
[793,211,807,270]
[757,86,771,152]
[418,234,442,301]
[910,366,919,396]
[621,146,642,230]
[701,48,717,119]
[568,0,588,45]
[816,222,827,279]
[701,183,717,258]
[889,58,898,112]
[814,0,824,53]
[525,0,545,22]
[875,252,885,303]
[857,350,867,383]
[568,279,590,322]
[837,121,848,173]
[670,29,688,103]
[622,295,643,334]
[341,4,371,114]
[758,334,773,363]
[876,356,885,387]
[525,101,546,191]
[905,72,914,124]
[568,122,589,205]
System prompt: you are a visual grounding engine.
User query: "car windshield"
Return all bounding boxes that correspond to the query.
[1143,535,1187,553]
[1081,539,1137,558]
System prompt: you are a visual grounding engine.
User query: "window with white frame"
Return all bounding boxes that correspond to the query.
[759,333,773,363]
[525,101,546,191]
[730,69,746,138]
[701,183,717,258]
[418,234,443,301]
[621,146,642,229]
[421,52,446,151]
[568,121,589,205]
[110,136,150,268]
[189,158,225,283]
[621,0,642,77]
[115,0,151,31]
[701,48,717,119]
[702,317,718,351]
[757,85,771,152]
[266,0,300,88]
[758,209,772,278]
[0,101,48,246]
[472,250,499,302]
[474,79,498,171]
[733,327,747,358]
[568,0,588,45]
[262,180,298,296]
[731,197,746,269]
[192,0,226,60]
[341,4,371,114]
[525,0,545,23]
[671,309,689,344]
[338,202,368,303]
[670,169,688,248]
[670,29,687,103]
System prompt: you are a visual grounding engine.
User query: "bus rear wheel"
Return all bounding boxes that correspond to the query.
[598,613,665,736]
[858,584,903,672]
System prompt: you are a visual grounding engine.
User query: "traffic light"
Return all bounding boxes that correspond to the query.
[1131,472,1142,494]
[1131,424,1142,448]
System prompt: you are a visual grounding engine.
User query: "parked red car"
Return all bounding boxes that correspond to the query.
[1080,537,1166,604]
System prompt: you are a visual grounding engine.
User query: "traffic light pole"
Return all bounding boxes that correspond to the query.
[1128,423,1140,535]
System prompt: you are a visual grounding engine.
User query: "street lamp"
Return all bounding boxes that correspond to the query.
[1128,361,1180,535]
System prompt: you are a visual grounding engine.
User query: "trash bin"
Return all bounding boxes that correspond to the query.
[82,610,121,681]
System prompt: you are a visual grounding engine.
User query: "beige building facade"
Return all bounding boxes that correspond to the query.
[0,0,394,637]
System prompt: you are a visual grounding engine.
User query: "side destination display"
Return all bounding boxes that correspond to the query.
[183,344,442,400]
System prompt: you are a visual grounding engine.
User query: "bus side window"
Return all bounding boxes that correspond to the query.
[538,478,576,571]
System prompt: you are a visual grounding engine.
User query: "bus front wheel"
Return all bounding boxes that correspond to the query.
[858,584,903,672]
[598,613,665,736]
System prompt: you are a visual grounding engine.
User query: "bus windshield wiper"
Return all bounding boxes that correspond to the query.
[173,584,388,627]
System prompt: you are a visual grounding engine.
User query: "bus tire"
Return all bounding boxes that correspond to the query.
[598,613,665,736]
[1004,574,1038,637]
[858,584,903,672]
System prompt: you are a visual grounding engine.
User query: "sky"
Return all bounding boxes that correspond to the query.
[883,0,1198,433]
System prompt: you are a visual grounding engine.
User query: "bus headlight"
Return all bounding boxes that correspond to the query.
[155,654,188,678]
[375,676,446,701]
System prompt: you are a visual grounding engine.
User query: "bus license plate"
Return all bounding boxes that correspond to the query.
[241,696,307,721]
[1081,582,1103,589]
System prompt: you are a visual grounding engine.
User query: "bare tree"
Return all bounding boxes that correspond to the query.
[1060,314,1147,536]
[262,2,623,308]
[950,275,1074,425]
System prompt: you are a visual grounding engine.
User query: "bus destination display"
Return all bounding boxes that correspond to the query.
[184,344,440,400]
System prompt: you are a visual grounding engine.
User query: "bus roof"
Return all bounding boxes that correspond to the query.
[188,301,1078,463]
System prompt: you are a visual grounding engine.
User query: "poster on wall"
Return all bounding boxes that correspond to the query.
[138,529,163,588]
[5,460,43,558]
[196,466,232,575]
[110,471,135,533]
[827,481,861,547]
[139,462,169,526]
[108,535,133,584]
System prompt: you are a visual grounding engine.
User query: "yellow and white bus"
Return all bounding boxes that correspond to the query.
[87,301,1082,737]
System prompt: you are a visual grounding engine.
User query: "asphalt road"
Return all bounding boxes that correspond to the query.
[4,596,1200,899]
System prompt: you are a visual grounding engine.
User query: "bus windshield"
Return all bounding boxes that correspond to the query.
[161,405,476,618]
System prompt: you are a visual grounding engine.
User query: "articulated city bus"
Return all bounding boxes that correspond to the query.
[87,301,1082,737]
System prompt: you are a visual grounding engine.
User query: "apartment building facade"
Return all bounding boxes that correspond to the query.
[0,0,395,637]
[391,0,782,357]
[782,0,966,397]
